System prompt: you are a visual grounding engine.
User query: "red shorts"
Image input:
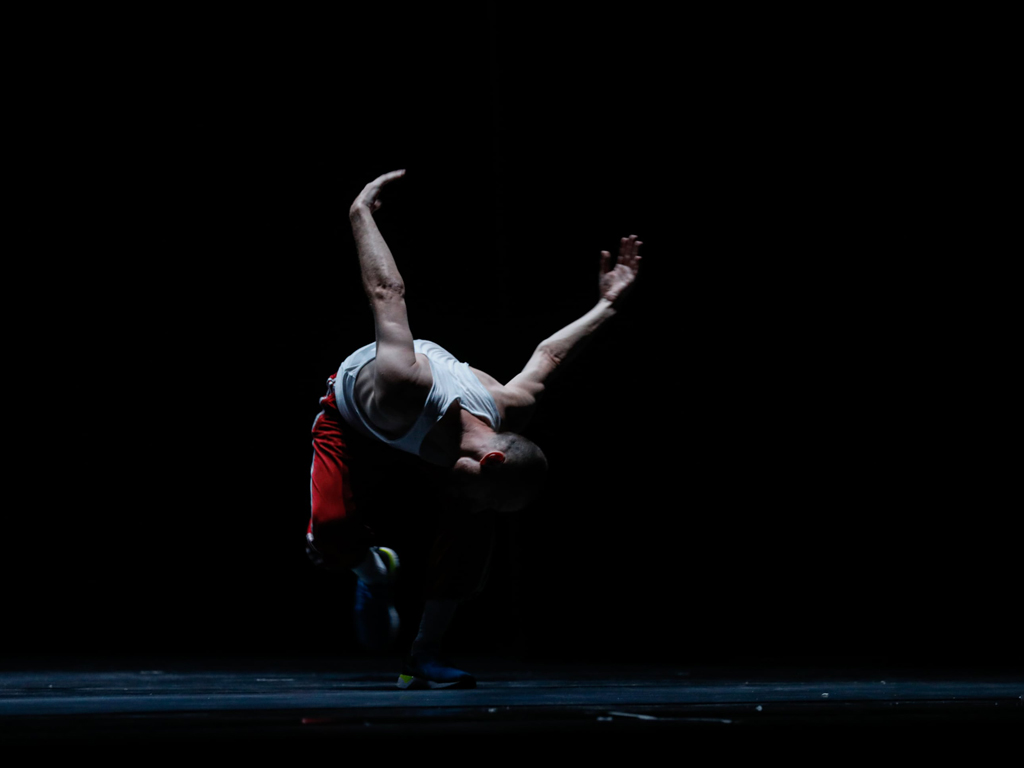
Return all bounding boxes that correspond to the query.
[306,375,376,570]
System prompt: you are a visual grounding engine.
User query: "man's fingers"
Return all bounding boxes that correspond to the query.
[618,235,637,265]
[372,167,407,189]
[622,236,638,266]
[377,169,406,186]
[604,236,642,278]
[366,170,405,195]
[355,170,406,210]
[612,236,641,271]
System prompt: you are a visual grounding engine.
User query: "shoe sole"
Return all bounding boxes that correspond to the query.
[396,674,476,690]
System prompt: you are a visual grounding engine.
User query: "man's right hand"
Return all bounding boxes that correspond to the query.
[350,169,406,216]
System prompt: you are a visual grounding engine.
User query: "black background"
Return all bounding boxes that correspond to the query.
[4,6,1016,671]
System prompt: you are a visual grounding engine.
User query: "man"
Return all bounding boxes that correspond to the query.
[307,169,642,688]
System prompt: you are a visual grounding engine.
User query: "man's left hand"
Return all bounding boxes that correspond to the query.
[599,234,642,304]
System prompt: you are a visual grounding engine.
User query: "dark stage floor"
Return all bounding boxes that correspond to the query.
[1,656,1021,751]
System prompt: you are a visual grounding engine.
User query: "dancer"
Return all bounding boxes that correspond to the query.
[307,169,642,688]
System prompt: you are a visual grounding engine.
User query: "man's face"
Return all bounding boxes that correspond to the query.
[448,469,492,513]
[446,466,514,513]
[447,456,526,513]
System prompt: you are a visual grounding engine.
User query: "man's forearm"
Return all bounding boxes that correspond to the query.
[349,206,405,297]
[538,298,618,369]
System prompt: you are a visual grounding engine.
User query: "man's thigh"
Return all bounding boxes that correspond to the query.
[307,382,378,569]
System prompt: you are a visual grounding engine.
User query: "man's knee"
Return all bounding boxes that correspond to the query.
[306,518,373,571]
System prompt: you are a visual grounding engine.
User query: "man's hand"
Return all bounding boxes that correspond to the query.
[599,234,642,304]
[350,169,406,216]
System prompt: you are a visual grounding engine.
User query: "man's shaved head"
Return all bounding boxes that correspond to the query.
[450,431,548,513]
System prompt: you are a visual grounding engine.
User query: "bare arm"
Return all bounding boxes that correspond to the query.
[349,170,431,416]
[350,171,408,302]
[505,235,642,404]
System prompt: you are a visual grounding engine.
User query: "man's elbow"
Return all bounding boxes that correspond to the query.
[535,343,563,369]
[366,281,406,304]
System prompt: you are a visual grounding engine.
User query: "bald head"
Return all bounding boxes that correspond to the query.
[486,432,548,509]
[452,431,548,513]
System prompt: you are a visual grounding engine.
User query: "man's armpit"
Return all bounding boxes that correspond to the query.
[373,355,431,407]
[367,381,429,436]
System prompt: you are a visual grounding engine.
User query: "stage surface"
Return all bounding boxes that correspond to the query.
[1,657,1020,750]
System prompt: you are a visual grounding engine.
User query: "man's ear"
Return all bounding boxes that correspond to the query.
[481,451,506,467]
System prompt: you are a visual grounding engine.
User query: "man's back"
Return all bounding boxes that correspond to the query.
[338,340,504,462]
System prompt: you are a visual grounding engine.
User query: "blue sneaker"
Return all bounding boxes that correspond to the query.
[397,648,476,689]
[352,547,400,651]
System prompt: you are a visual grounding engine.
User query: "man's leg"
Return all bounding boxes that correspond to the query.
[308,376,400,649]
[307,377,375,569]
[398,510,497,689]
[415,510,497,648]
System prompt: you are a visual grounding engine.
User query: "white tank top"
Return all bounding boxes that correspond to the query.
[333,340,502,457]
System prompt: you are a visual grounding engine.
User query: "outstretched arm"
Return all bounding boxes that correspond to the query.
[349,170,431,419]
[350,169,409,302]
[505,234,642,406]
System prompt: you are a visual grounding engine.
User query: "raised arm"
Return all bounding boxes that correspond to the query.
[349,170,431,421]
[505,235,642,407]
